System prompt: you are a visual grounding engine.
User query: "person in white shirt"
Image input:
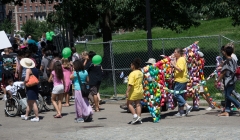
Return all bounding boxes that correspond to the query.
[5,79,17,98]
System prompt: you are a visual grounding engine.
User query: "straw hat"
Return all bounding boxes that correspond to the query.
[146,58,156,64]
[20,58,35,68]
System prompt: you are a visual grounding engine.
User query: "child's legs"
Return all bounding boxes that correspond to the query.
[57,93,64,114]
[134,100,141,117]
[51,94,60,115]
[25,100,34,117]
[127,100,136,115]
[64,92,70,105]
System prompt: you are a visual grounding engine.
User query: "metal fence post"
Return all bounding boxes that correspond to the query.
[109,41,118,98]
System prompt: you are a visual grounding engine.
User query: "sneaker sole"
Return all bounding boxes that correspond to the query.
[186,107,193,116]
[131,117,141,124]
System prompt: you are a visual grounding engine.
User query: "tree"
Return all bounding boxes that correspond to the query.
[21,19,54,41]
[0,19,14,34]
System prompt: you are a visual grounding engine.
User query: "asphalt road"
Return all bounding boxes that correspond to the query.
[0,98,240,140]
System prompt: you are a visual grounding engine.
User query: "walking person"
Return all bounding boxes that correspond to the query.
[71,59,93,123]
[126,58,144,124]
[48,61,65,118]
[85,51,102,112]
[216,46,240,117]
[62,58,72,107]
[171,48,192,116]
[20,58,39,122]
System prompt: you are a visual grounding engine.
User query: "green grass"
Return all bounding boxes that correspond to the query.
[75,18,240,97]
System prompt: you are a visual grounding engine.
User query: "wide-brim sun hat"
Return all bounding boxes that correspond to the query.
[146,58,156,64]
[20,58,35,68]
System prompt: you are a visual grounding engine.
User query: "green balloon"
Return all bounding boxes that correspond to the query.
[92,55,102,65]
[50,31,55,36]
[46,36,51,41]
[62,47,72,58]
[46,32,50,36]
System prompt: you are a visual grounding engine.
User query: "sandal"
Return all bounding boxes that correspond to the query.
[62,104,70,107]
[95,108,100,112]
[54,114,62,118]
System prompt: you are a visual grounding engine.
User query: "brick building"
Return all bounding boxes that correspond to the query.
[5,0,58,31]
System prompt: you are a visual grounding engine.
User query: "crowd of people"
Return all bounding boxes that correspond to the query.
[1,35,104,122]
[126,43,239,124]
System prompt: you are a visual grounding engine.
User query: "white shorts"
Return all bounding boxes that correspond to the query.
[199,86,204,93]
[52,84,64,94]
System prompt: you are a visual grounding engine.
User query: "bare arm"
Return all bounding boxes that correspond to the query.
[48,74,53,82]
[126,84,132,98]
[24,69,31,83]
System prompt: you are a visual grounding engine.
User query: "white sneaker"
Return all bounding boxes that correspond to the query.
[174,112,186,117]
[30,117,39,122]
[131,116,141,124]
[186,106,193,116]
[21,115,28,120]
[2,98,7,101]
[206,105,215,111]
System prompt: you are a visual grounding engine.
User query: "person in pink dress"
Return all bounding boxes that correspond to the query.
[62,58,72,107]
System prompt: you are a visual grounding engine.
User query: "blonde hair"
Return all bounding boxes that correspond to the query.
[62,58,71,69]
[82,51,88,56]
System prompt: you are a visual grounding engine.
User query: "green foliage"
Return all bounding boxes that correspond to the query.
[21,20,54,41]
[0,19,14,34]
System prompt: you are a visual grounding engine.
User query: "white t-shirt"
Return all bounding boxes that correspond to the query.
[6,85,17,96]
[231,53,238,62]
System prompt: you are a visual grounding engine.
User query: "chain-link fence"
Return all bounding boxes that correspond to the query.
[75,35,239,99]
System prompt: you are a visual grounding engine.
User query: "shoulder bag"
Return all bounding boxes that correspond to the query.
[26,69,39,87]
[76,71,89,98]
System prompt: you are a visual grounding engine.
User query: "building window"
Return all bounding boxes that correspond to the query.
[24,0,26,3]
[36,16,38,20]
[19,16,22,21]
[24,6,27,12]
[49,5,52,10]
[19,7,22,12]
[30,6,32,11]
[31,15,33,19]
[35,6,38,12]
[44,6,46,11]
[25,16,28,21]
[40,6,42,11]
[20,24,22,30]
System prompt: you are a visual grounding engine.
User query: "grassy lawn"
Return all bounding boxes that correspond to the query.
[75,18,240,98]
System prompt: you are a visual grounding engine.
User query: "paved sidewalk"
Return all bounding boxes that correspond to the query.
[0,96,239,140]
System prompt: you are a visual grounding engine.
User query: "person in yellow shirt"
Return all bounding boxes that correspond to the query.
[171,48,193,117]
[126,58,144,124]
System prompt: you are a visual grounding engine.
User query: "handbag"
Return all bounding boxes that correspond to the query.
[26,69,39,87]
[76,71,89,97]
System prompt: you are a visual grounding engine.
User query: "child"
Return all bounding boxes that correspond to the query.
[126,58,144,124]
[62,58,72,107]
[48,61,65,118]
[70,59,93,123]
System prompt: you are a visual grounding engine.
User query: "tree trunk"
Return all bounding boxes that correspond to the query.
[102,10,112,69]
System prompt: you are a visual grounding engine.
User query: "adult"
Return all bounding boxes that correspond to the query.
[40,49,52,80]
[71,59,93,123]
[217,46,240,117]
[126,58,144,124]
[171,48,192,116]
[20,58,39,122]
[85,51,102,112]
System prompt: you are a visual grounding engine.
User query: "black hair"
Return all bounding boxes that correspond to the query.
[132,58,141,69]
[53,61,64,80]
[17,49,25,57]
[53,50,59,57]
[73,59,84,72]
[224,46,233,56]
[45,50,52,57]
[221,46,225,51]
[28,43,38,53]
[88,51,96,60]
[72,47,77,53]
[40,41,46,48]
[25,49,32,57]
